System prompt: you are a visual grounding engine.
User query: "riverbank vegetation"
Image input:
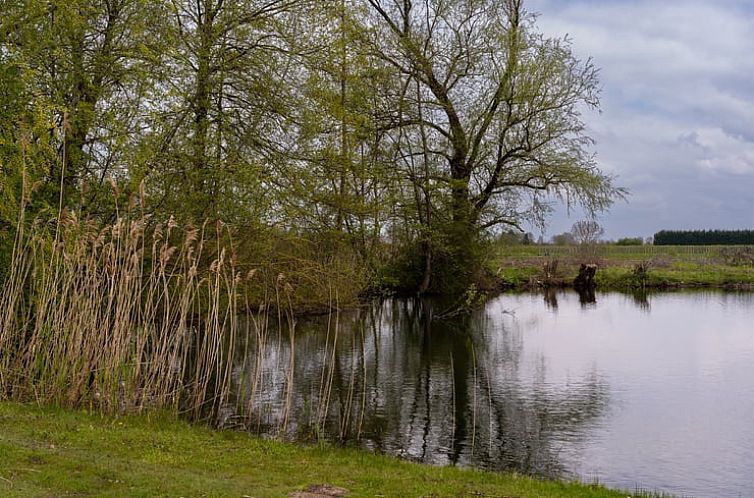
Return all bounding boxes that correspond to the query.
[0,401,669,498]
[0,0,622,298]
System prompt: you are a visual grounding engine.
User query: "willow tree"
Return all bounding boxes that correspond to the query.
[362,0,623,291]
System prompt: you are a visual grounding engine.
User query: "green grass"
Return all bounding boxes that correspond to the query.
[0,401,661,498]
[490,244,754,290]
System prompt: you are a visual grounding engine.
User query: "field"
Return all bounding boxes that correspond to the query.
[489,244,754,290]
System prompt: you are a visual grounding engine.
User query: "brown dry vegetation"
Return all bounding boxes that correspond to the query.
[0,204,307,425]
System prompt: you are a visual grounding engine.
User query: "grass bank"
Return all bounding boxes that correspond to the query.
[0,401,661,498]
[490,244,754,290]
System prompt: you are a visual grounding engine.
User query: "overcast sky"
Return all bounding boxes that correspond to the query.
[525,0,754,240]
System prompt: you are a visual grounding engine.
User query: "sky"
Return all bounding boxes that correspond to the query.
[524,0,754,240]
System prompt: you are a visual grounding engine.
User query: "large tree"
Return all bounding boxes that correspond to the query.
[361,0,623,290]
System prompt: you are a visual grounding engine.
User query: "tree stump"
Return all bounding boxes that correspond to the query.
[573,263,597,290]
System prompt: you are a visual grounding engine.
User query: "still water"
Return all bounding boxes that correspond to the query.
[229,291,754,498]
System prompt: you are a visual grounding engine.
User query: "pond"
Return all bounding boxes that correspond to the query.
[225,291,754,498]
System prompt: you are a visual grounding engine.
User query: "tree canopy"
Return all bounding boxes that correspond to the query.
[0,0,623,293]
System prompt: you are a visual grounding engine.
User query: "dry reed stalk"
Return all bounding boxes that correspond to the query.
[246,294,268,428]
[0,203,267,426]
[1,189,361,444]
[341,308,371,441]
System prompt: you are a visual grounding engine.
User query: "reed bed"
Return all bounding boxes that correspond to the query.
[0,179,372,440]
[0,207,297,425]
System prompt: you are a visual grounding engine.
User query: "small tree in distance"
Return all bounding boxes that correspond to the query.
[551,232,576,245]
[571,220,604,245]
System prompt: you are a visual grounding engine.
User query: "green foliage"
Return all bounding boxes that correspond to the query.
[234,228,368,310]
[616,237,644,246]
[368,221,489,295]
[496,230,528,245]
[0,0,167,217]
[0,53,59,278]
[369,241,426,294]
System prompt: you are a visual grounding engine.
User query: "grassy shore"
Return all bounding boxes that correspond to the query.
[490,244,754,290]
[0,401,662,498]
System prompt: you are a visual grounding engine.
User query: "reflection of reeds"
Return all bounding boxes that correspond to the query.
[278,273,296,433]
[470,343,477,457]
[316,286,339,436]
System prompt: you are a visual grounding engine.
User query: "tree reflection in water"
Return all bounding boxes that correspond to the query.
[577,288,597,307]
[631,290,651,311]
[226,297,609,479]
[543,288,559,310]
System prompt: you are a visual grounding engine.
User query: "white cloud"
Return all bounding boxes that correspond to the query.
[525,0,754,238]
[687,128,754,175]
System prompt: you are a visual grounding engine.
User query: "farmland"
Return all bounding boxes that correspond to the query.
[489,244,754,290]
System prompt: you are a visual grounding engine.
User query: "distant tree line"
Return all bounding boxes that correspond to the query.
[654,230,754,245]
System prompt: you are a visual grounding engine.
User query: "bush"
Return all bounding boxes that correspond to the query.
[615,237,643,246]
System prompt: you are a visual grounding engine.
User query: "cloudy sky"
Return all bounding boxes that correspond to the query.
[525,0,754,240]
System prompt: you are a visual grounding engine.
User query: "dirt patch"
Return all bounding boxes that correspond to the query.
[289,484,349,498]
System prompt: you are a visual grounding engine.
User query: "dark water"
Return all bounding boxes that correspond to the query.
[227,291,754,498]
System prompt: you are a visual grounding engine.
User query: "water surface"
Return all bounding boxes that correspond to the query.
[230,291,754,498]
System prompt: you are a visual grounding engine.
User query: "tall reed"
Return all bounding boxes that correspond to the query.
[1,187,368,442]
[0,205,265,424]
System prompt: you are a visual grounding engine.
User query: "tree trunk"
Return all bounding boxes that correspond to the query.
[191,4,214,220]
[443,177,476,292]
[417,240,432,295]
